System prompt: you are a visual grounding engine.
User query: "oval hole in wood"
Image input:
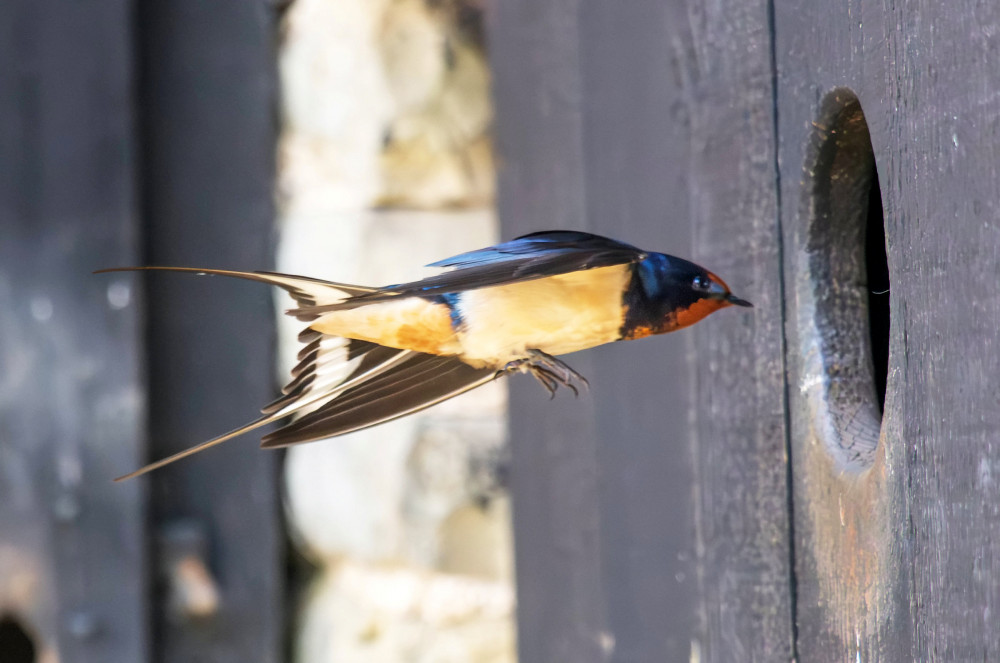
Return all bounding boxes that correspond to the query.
[800,89,888,472]
[0,615,37,663]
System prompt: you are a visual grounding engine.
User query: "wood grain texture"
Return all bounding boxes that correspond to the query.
[576,3,700,659]
[494,0,1000,659]
[491,0,785,659]
[489,2,611,661]
[685,0,796,659]
[0,0,148,660]
[775,0,1000,659]
[138,1,284,661]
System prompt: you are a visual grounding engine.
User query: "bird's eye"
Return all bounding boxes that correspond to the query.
[693,275,712,291]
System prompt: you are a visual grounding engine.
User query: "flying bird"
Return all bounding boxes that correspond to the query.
[100,230,751,481]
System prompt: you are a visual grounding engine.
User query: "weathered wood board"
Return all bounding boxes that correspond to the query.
[491,0,794,660]
[494,0,999,660]
[685,1,796,659]
[138,2,284,661]
[775,0,1000,659]
[0,0,148,660]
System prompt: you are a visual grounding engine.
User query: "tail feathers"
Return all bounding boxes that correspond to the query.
[113,413,283,482]
[114,341,416,481]
[114,369,348,481]
[94,266,373,311]
[113,347,492,480]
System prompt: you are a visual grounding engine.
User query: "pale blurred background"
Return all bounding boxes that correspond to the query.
[274,2,514,660]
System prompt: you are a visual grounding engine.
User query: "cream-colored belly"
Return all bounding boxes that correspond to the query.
[306,264,631,368]
[456,264,630,366]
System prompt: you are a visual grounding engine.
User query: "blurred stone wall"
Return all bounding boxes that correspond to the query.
[275,1,514,661]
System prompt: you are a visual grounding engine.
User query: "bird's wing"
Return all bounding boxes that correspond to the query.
[291,230,646,315]
[113,333,421,481]
[261,350,496,448]
[427,230,643,269]
[94,266,373,313]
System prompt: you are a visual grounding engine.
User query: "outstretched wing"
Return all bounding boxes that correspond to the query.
[262,350,495,447]
[112,331,441,481]
[113,332,495,480]
[292,230,646,316]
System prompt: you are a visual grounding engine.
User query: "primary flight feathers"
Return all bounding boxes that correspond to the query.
[99,230,750,481]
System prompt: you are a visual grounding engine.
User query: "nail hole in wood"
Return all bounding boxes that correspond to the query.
[0,615,37,663]
[801,89,888,471]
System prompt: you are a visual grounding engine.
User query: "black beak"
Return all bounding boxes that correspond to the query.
[726,294,753,308]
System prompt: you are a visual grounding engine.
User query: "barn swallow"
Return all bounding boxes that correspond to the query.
[100,230,751,481]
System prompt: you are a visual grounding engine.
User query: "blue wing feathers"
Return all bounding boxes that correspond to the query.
[289,230,645,316]
[428,230,641,267]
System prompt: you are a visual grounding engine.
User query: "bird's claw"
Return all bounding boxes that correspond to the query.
[501,349,589,398]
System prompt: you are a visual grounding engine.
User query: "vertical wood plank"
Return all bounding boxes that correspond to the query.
[489,3,610,661]
[775,0,1000,659]
[0,0,148,661]
[883,5,1000,654]
[576,2,699,659]
[137,1,283,661]
[685,0,796,659]
[493,0,792,659]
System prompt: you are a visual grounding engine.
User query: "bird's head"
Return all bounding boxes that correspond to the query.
[623,253,752,338]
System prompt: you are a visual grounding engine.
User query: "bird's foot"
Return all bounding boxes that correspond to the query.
[497,349,589,399]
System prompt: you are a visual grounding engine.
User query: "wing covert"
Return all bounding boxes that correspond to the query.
[291,230,646,316]
[261,353,495,447]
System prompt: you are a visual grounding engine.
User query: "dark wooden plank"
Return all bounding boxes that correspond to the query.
[0,0,148,661]
[576,2,700,660]
[776,0,1000,659]
[137,1,283,661]
[489,3,610,661]
[684,0,796,660]
[492,0,785,659]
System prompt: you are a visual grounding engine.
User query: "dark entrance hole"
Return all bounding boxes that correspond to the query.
[801,89,889,471]
[0,616,37,663]
[865,170,890,413]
